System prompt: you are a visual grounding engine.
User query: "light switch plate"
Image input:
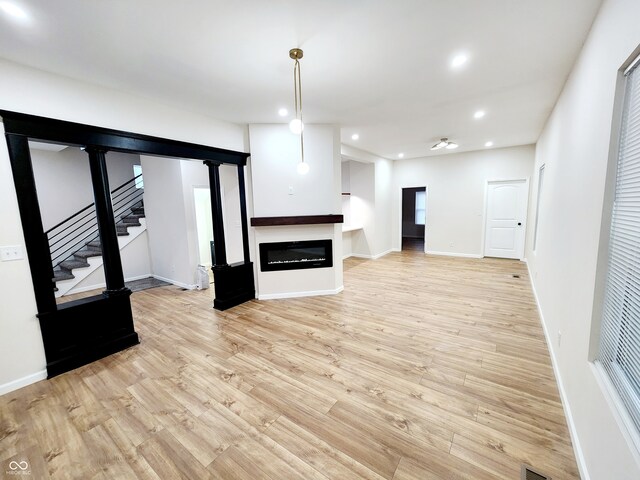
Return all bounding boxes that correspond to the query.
[0,245,24,261]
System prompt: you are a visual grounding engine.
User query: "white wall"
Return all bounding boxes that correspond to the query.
[0,59,246,393]
[31,147,141,230]
[392,145,535,256]
[526,0,640,478]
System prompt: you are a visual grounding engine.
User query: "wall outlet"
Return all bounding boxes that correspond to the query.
[288,186,294,195]
[449,242,454,247]
[557,330,562,348]
[0,245,24,261]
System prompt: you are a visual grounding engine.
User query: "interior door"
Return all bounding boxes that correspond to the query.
[484,180,528,259]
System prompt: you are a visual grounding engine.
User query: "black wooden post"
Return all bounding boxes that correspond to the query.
[86,147,127,294]
[5,134,57,313]
[237,164,251,264]
[204,160,228,267]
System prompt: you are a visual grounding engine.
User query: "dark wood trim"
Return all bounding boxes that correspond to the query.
[87,147,128,294]
[204,161,228,267]
[5,134,57,313]
[0,110,250,165]
[251,214,344,227]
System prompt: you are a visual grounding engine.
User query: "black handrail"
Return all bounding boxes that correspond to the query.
[45,174,142,235]
[48,174,144,271]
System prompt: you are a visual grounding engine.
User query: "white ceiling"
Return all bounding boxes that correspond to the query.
[0,0,602,159]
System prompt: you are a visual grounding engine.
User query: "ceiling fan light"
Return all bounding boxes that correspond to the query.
[431,138,449,150]
[446,142,459,149]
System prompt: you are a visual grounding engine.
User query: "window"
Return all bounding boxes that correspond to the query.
[133,164,144,189]
[415,190,426,225]
[598,57,640,433]
[533,165,545,251]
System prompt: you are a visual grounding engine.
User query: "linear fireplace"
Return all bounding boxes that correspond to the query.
[259,239,333,272]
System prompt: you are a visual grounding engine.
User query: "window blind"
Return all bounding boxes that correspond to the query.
[598,58,640,433]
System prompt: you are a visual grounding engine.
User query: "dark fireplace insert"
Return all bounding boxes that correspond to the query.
[259,239,333,272]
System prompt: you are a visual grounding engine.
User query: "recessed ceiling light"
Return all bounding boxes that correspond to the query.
[474,110,486,119]
[451,53,468,69]
[351,134,359,140]
[398,153,404,158]
[0,1,28,21]
[278,107,288,117]
[485,141,494,147]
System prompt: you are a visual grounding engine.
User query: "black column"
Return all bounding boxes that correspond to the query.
[237,164,251,264]
[204,160,228,267]
[86,147,127,294]
[6,134,57,313]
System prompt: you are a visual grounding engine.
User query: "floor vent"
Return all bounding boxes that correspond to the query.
[512,274,520,278]
[521,464,551,480]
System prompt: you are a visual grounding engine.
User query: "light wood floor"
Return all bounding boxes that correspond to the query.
[0,252,579,479]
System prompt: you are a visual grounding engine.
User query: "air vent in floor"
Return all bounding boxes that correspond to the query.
[512,274,520,278]
[521,464,551,480]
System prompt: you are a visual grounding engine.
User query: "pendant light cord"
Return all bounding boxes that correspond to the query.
[293,58,305,164]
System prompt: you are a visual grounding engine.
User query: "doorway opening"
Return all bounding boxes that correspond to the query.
[401,187,426,252]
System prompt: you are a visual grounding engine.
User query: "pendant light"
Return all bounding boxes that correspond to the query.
[289,48,308,174]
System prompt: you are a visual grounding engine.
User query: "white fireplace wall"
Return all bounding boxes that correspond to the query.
[248,124,343,299]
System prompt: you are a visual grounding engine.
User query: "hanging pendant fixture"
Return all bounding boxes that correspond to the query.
[289,48,308,174]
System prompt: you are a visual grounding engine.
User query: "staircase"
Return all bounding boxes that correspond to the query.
[52,202,145,283]
[46,174,145,294]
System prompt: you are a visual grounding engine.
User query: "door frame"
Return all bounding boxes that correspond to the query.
[481,178,530,261]
[397,185,428,253]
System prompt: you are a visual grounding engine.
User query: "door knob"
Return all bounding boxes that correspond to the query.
[517,222,522,226]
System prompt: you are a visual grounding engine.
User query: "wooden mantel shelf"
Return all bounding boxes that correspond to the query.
[250,214,344,227]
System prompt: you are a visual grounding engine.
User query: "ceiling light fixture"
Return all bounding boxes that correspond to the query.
[431,138,459,151]
[398,153,404,159]
[278,107,288,117]
[474,110,486,119]
[485,141,494,147]
[351,134,359,140]
[451,53,468,69]
[288,48,308,174]
[0,1,28,21]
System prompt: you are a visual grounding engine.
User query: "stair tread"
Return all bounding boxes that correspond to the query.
[53,270,75,281]
[74,249,103,260]
[59,259,89,270]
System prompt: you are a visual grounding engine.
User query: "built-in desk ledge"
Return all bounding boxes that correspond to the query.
[342,225,363,233]
[250,214,344,227]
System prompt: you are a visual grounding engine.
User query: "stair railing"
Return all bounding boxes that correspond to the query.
[45,174,144,272]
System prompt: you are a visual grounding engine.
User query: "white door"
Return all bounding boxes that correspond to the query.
[484,180,528,259]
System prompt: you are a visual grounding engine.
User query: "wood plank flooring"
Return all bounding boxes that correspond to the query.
[0,252,580,479]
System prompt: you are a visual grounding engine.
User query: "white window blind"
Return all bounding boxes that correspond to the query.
[415,191,426,225]
[598,59,640,433]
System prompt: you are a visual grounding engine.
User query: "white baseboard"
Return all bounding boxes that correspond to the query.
[346,249,393,260]
[526,263,590,480]
[426,250,483,259]
[66,273,153,296]
[151,275,197,291]
[0,369,47,396]
[258,285,344,300]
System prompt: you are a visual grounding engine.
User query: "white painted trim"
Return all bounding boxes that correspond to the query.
[65,274,153,295]
[151,274,197,290]
[526,262,590,480]
[0,369,47,396]
[426,250,483,259]
[258,285,344,300]
[373,249,393,260]
[346,249,394,260]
